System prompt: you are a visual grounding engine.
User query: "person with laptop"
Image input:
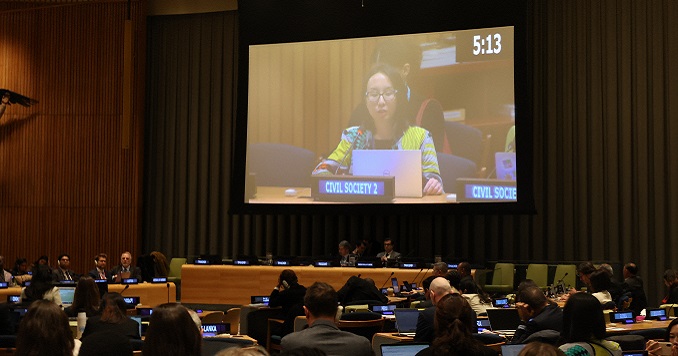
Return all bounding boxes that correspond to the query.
[19,264,62,306]
[414,277,459,343]
[269,269,307,337]
[53,253,79,282]
[509,286,563,345]
[281,282,372,356]
[415,294,498,356]
[336,275,388,305]
[81,292,141,340]
[311,63,444,196]
[110,251,143,283]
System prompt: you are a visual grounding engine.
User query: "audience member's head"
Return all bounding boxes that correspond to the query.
[517,341,566,356]
[187,308,202,334]
[516,286,549,321]
[588,268,612,293]
[444,270,462,291]
[457,262,471,278]
[57,254,71,270]
[99,292,128,323]
[623,262,638,279]
[599,263,614,277]
[303,282,338,321]
[516,279,538,295]
[120,252,133,268]
[35,255,49,266]
[422,275,436,300]
[215,346,270,356]
[561,292,606,343]
[79,330,133,356]
[15,299,75,356]
[143,303,202,356]
[431,293,483,354]
[72,277,101,315]
[95,253,108,270]
[663,269,678,288]
[432,262,448,276]
[24,264,55,302]
[13,257,29,274]
[429,277,455,305]
[577,262,596,286]
[279,269,299,287]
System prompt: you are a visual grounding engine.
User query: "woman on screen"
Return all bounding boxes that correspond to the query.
[312,63,443,195]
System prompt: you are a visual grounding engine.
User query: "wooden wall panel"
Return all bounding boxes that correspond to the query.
[0,0,145,276]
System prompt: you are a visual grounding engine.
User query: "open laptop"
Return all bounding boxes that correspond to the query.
[485,308,521,336]
[495,152,516,180]
[372,304,397,319]
[249,295,270,307]
[393,308,420,337]
[59,287,76,307]
[352,149,423,197]
[381,343,429,356]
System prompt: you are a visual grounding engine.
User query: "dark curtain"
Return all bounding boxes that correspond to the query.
[144,1,678,304]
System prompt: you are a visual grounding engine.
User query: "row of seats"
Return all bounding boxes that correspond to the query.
[481,263,578,294]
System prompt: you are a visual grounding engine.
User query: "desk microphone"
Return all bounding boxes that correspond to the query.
[120,284,130,295]
[333,127,364,175]
[357,274,361,279]
[417,268,430,286]
[380,272,395,289]
[556,272,568,285]
[166,282,171,303]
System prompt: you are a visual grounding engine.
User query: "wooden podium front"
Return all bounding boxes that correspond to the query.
[181,265,427,305]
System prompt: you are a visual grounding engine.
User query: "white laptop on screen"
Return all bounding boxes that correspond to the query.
[352,150,422,197]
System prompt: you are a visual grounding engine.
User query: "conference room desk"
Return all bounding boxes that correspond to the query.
[181,265,426,305]
[0,283,176,307]
[606,318,673,335]
[249,186,450,204]
[372,332,414,356]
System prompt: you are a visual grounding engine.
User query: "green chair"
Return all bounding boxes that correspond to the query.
[168,257,186,301]
[525,264,549,290]
[483,263,515,294]
[553,264,577,290]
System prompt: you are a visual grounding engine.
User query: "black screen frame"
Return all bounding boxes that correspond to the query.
[231,0,534,215]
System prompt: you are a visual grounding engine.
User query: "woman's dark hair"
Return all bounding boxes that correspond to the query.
[279,269,298,286]
[431,293,484,355]
[360,63,410,136]
[589,268,612,293]
[664,269,677,285]
[15,299,74,356]
[142,303,201,356]
[562,292,606,342]
[71,277,101,316]
[665,317,678,341]
[24,264,54,302]
[458,278,492,304]
[13,257,28,275]
[444,270,461,290]
[516,279,538,295]
[99,292,128,323]
[35,255,49,265]
[151,251,169,277]
[517,341,566,356]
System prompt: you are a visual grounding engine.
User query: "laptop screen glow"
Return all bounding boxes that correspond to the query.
[352,150,423,197]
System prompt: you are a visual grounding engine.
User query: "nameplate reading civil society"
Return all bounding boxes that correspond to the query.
[456,178,517,202]
[311,175,395,202]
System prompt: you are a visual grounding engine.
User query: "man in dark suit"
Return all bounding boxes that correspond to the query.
[281,282,372,356]
[88,253,112,281]
[621,262,648,314]
[110,252,143,283]
[52,254,79,282]
[414,277,457,343]
[510,286,563,344]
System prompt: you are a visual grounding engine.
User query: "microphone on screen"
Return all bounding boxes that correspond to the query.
[167,282,171,303]
[380,272,395,289]
[120,284,130,295]
[334,127,364,175]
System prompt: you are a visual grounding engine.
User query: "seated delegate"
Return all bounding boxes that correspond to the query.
[312,63,443,196]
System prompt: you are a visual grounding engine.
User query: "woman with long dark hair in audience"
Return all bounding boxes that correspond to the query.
[662,269,678,304]
[20,264,61,306]
[416,293,497,356]
[143,303,201,356]
[65,277,101,317]
[459,277,493,315]
[646,317,678,356]
[558,293,621,355]
[80,292,140,340]
[15,299,81,356]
